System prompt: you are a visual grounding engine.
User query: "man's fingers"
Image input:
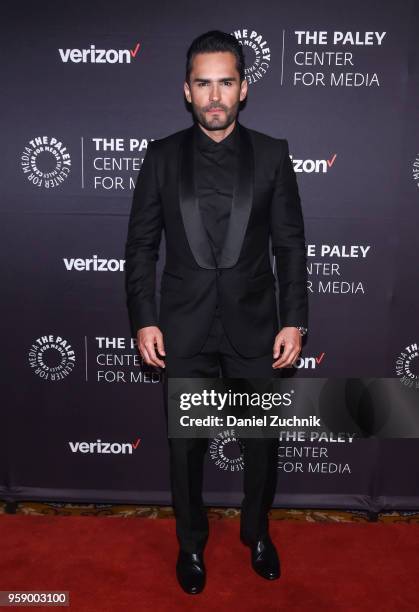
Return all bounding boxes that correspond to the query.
[273,354,298,368]
[156,334,166,357]
[273,337,284,359]
[140,341,165,368]
[273,342,300,369]
[138,327,166,368]
[274,345,293,367]
[144,339,165,368]
[273,351,299,368]
[140,344,153,365]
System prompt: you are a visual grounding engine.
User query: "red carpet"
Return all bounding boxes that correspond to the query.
[1,515,417,611]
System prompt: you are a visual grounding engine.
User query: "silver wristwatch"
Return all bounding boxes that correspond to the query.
[296,326,308,337]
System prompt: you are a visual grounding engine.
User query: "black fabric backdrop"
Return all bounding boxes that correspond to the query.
[2,0,419,510]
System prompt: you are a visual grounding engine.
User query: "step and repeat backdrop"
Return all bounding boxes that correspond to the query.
[2,0,419,510]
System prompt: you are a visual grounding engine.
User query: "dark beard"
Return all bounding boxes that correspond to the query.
[190,101,240,131]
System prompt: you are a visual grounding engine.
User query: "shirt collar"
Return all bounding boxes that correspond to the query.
[194,120,238,153]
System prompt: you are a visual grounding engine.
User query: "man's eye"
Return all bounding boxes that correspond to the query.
[223,81,232,86]
[198,82,208,87]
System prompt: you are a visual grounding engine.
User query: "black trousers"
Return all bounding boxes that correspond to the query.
[162,308,280,553]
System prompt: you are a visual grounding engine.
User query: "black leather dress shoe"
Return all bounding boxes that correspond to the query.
[241,535,280,580]
[176,550,206,594]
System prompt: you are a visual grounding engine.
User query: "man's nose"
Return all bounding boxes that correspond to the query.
[209,84,221,101]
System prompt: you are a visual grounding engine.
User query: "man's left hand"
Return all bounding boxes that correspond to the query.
[272,327,302,369]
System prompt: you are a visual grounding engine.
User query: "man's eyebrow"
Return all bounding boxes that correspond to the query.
[192,77,237,83]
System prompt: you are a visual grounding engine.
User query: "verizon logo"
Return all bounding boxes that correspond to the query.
[291,154,337,173]
[69,438,141,454]
[58,43,140,64]
[63,256,125,272]
[294,353,326,369]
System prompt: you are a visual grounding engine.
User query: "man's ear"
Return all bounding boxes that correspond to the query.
[184,81,191,103]
[240,78,248,102]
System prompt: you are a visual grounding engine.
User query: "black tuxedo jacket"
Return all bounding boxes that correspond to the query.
[125,120,308,358]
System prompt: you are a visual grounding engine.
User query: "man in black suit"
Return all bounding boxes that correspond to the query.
[125,30,308,594]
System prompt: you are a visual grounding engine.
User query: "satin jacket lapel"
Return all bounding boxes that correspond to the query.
[178,126,215,269]
[178,121,254,269]
[219,122,254,268]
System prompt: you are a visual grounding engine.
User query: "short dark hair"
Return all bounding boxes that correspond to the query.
[185,30,245,83]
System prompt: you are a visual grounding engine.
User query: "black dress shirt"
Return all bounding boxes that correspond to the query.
[193,121,238,266]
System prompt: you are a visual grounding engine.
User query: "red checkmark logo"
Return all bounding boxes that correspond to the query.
[315,352,325,364]
[132,438,141,449]
[130,43,140,58]
[327,154,337,167]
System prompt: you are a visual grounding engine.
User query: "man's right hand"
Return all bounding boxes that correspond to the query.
[137,326,166,368]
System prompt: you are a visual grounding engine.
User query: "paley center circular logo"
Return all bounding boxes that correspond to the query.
[231,28,271,84]
[395,342,419,388]
[21,136,71,188]
[28,335,76,381]
[209,429,245,471]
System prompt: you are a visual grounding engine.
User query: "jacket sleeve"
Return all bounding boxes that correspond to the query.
[270,138,308,329]
[124,141,163,336]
